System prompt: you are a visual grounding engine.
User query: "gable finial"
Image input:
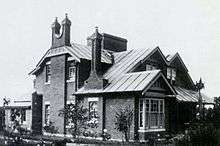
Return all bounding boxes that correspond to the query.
[95,26,98,33]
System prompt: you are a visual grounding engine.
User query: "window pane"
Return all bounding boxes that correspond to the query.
[160,100,164,113]
[46,64,51,83]
[151,100,159,112]
[139,99,143,127]
[68,62,75,80]
[145,100,149,112]
[45,105,50,125]
[145,112,149,129]
[89,101,98,119]
[159,113,164,128]
[167,68,172,79]
[172,69,176,81]
[150,113,158,128]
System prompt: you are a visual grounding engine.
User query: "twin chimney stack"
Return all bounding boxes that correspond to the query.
[50,14,127,90]
[51,14,71,48]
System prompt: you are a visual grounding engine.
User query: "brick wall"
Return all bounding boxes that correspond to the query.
[79,97,104,135]
[35,54,67,133]
[105,96,135,140]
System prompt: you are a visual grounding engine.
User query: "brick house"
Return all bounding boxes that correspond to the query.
[29,15,212,141]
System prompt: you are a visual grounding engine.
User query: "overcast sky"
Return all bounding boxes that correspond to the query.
[0,0,219,101]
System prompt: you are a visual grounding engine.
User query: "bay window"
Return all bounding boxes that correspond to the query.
[139,98,165,131]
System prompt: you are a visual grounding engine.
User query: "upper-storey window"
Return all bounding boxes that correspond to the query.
[67,62,75,81]
[167,67,176,81]
[45,61,51,83]
[146,64,157,70]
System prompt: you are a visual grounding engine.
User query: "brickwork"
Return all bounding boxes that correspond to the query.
[79,97,104,134]
[105,96,135,140]
[35,55,67,133]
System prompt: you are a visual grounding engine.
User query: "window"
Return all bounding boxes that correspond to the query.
[46,62,51,83]
[88,98,98,120]
[45,104,50,126]
[10,109,26,124]
[167,67,176,81]
[146,64,157,70]
[139,99,165,131]
[68,62,75,81]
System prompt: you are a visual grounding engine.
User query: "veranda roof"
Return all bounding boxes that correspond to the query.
[175,86,214,104]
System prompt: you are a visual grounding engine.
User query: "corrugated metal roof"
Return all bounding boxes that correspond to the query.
[30,43,112,75]
[104,48,155,82]
[5,101,31,108]
[175,86,214,104]
[76,70,160,94]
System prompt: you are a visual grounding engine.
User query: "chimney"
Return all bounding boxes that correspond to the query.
[84,27,108,90]
[87,33,127,52]
[51,13,71,48]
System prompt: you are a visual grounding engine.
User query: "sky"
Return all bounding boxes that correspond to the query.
[0,0,220,101]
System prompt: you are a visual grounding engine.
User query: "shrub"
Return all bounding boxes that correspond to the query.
[114,106,133,142]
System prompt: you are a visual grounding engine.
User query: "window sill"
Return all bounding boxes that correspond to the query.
[138,128,165,133]
[66,79,75,83]
[45,82,50,85]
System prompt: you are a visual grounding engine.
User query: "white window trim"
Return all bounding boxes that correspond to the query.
[88,97,99,102]
[45,102,50,126]
[67,62,76,82]
[139,98,165,132]
[167,67,176,81]
[45,63,51,84]
[138,128,165,133]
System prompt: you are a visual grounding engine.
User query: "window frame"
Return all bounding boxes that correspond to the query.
[167,67,176,81]
[139,98,165,132]
[45,103,50,126]
[88,98,99,120]
[45,61,51,84]
[67,61,76,82]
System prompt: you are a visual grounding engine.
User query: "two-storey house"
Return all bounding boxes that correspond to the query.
[29,14,212,141]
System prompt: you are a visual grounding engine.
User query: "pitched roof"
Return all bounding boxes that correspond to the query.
[175,86,214,104]
[77,70,160,94]
[29,43,113,75]
[104,47,161,82]
[166,53,188,72]
[76,47,172,94]
[76,70,176,95]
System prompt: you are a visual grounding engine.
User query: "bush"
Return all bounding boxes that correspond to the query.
[114,106,133,142]
[174,122,218,146]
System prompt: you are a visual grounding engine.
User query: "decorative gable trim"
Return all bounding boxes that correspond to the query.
[142,72,177,96]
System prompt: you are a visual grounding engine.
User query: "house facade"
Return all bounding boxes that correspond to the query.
[29,15,212,141]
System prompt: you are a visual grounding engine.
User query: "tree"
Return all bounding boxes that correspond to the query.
[213,96,220,128]
[114,106,133,142]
